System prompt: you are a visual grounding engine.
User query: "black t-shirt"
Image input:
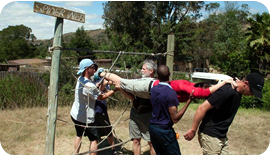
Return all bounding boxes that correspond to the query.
[133,96,152,114]
[199,84,242,138]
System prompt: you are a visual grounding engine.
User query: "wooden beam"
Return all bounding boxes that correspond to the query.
[33,1,85,23]
[166,35,175,81]
[45,17,63,155]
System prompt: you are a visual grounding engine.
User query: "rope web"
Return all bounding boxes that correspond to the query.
[48,46,168,154]
[55,50,134,155]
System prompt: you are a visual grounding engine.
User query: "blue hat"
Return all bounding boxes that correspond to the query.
[77,59,97,75]
[93,68,104,81]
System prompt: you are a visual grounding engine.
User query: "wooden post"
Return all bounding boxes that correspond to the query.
[45,17,63,155]
[166,35,175,81]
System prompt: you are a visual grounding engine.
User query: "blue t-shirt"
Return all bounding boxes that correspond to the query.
[150,82,179,129]
[93,78,110,114]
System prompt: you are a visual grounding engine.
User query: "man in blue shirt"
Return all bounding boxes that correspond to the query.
[149,65,194,155]
[93,68,119,155]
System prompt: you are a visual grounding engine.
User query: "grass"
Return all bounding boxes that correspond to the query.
[0,104,269,155]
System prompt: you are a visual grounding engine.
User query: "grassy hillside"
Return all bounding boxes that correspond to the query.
[32,29,107,48]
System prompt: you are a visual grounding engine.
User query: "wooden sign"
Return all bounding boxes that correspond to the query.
[33,1,85,23]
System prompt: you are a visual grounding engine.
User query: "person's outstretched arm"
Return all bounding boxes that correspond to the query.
[99,72,122,84]
[208,78,237,93]
[114,80,135,101]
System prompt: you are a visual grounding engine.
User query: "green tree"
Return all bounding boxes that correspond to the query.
[0,25,36,61]
[205,2,220,14]
[30,34,37,42]
[103,1,205,67]
[68,26,96,58]
[210,2,250,76]
[246,12,270,75]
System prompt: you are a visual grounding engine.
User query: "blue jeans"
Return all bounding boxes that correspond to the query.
[149,123,181,155]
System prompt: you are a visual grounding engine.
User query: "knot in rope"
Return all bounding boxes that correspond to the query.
[48,45,62,53]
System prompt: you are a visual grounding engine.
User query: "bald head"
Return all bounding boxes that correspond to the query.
[157,65,170,82]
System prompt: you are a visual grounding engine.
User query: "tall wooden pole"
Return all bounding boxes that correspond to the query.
[45,17,63,155]
[166,35,175,81]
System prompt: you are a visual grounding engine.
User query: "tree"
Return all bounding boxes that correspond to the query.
[246,12,270,75]
[0,25,36,61]
[67,26,96,59]
[205,2,220,15]
[209,2,250,76]
[30,34,37,42]
[102,1,205,67]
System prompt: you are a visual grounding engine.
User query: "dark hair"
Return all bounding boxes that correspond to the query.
[157,65,170,81]
[194,82,211,89]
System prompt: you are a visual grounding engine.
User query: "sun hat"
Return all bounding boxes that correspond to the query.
[93,68,104,81]
[246,73,264,98]
[77,58,98,75]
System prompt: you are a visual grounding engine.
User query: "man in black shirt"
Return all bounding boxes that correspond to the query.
[184,73,264,155]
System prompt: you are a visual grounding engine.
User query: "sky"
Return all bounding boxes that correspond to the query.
[0,1,269,40]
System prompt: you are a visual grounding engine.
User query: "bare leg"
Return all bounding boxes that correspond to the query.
[107,135,115,150]
[90,140,98,155]
[133,138,141,155]
[148,141,156,155]
[74,136,82,153]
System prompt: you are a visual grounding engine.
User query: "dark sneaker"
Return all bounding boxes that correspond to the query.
[112,149,119,155]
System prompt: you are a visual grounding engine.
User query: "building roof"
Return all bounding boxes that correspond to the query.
[8,58,49,65]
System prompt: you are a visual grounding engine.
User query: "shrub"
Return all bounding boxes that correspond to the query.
[261,78,270,111]
[0,72,48,109]
[240,77,270,110]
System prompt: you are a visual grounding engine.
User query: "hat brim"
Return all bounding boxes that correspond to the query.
[251,87,263,98]
[77,69,84,75]
[77,63,98,75]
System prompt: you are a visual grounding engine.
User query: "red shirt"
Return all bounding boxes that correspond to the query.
[153,80,211,102]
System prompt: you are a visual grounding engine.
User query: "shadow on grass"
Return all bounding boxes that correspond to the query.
[97,137,151,155]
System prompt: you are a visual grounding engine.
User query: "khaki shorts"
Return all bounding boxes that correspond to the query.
[198,131,229,155]
[129,107,152,141]
[120,78,155,99]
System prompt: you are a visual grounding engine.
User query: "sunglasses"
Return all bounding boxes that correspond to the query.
[88,65,98,70]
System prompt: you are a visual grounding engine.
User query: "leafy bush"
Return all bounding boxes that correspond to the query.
[172,72,190,80]
[240,77,270,110]
[240,95,263,109]
[0,73,48,109]
[261,78,270,111]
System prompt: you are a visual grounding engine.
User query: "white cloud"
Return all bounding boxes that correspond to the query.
[86,13,101,20]
[0,1,104,40]
[63,1,93,7]
[249,8,260,14]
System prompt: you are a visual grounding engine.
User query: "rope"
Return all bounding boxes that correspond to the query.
[61,61,118,102]
[48,45,62,53]
[61,48,170,57]
[97,51,122,85]
[57,117,130,129]
[52,50,134,154]
[76,138,133,155]
[76,101,131,154]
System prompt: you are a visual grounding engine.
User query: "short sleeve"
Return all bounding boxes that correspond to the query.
[207,85,233,109]
[168,89,179,107]
[83,82,101,100]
